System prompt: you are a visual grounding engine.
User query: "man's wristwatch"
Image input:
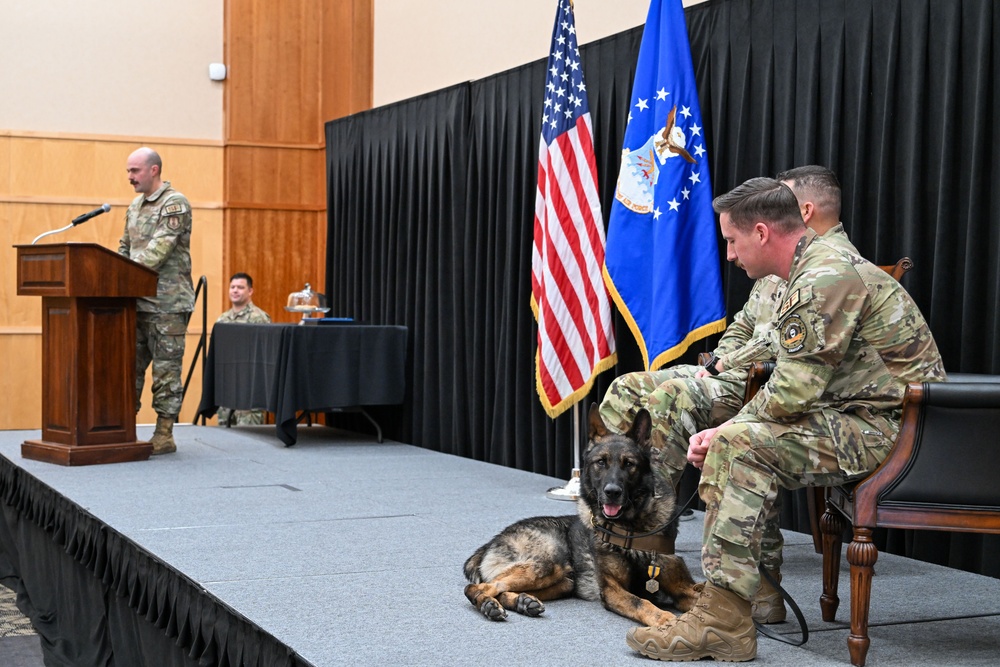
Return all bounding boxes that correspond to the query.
[703,354,721,376]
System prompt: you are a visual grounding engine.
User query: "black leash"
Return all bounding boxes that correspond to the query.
[754,564,809,646]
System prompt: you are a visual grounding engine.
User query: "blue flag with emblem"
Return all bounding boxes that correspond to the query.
[603,0,725,370]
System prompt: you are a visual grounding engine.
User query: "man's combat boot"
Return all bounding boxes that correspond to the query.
[751,569,786,624]
[150,415,177,455]
[626,581,757,662]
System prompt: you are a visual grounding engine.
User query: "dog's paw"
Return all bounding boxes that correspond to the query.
[515,593,545,617]
[480,598,507,621]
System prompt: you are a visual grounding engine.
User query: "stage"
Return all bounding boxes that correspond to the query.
[1,424,999,666]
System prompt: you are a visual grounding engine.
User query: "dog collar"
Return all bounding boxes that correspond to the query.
[593,519,675,554]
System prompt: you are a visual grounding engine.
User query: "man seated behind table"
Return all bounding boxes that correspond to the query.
[216,272,271,426]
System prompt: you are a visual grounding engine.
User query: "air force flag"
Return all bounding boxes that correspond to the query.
[603,0,725,370]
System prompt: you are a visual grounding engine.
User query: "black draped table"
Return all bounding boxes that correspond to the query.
[196,322,408,445]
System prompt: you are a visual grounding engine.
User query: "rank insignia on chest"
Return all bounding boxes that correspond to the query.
[779,314,807,353]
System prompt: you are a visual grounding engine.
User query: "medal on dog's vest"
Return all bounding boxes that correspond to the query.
[646,563,660,593]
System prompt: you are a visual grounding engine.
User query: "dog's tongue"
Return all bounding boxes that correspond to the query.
[603,504,622,518]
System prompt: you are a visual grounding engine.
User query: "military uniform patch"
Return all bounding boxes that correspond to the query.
[777,289,800,318]
[779,314,808,353]
[163,203,185,215]
[166,216,181,231]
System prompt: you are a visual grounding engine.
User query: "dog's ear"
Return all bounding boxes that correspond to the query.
[587,402,609,439]
[627,408,653,448]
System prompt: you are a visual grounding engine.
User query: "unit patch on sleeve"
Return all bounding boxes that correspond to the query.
[779,314,808,353]
[163,203,185,216]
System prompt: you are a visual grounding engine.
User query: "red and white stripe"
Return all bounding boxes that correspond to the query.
[532,113,616,417]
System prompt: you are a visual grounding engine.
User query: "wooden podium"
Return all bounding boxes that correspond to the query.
[15,243,159,465]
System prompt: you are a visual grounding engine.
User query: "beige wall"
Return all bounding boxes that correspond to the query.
[373,0,706,106]
[1,0,225,430]
[0,0,224,139]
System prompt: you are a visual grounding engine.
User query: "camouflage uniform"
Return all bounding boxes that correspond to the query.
[699,229,946,600]
[118,181,194,419]
[215,303,271,426]
[600,225,856,571]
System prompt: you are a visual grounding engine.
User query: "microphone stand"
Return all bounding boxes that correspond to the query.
[32,224,75,245]
[33,204,111,244]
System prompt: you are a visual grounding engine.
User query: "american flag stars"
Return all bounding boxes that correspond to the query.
[540,6,588,142]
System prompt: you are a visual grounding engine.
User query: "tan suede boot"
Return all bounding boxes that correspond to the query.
[626,581,756,662]
[751,570,786,624]
[150,416,177,455]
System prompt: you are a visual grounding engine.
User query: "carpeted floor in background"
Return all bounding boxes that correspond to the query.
[0,582,43,666]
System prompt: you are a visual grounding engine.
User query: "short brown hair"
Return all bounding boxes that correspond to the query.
[712,177,804,234]
[775,165,841,219]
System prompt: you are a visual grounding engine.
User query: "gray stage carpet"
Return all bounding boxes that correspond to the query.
[1,424,999,666]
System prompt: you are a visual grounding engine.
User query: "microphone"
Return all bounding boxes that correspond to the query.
[72,203,111,226]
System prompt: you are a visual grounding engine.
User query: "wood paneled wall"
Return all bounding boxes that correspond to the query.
[1,0,372,431]
[0,133,225,429]
[223,0,372,323]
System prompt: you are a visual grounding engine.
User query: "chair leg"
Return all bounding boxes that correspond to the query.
[819,504,845,621]
[806,486,826,553]
[846,526,878,667]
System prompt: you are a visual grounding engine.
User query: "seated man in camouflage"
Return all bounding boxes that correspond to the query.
[599,166,855,624]
[626,177,945,662]
[216,272,271,426]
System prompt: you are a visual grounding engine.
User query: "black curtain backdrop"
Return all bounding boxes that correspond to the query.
[326,0,1000,576]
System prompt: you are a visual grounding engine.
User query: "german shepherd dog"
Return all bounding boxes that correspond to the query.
[463,404,699,626]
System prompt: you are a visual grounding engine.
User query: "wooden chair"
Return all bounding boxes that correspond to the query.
[819,375,1000,665]
[878,256,914,281]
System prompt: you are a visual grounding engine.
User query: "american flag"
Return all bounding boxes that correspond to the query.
[531,0,617,418]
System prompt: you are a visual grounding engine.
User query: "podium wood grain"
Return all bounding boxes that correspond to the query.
[15,243,158,465]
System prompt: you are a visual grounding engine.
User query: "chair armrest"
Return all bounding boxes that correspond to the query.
[742,360,775,404]
[945,373,1000,384]
[853,378,1000,527]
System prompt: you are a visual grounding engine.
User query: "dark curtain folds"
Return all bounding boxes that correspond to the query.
[463,64,553,472]
[326,85,470,453]
[325,0,999,575]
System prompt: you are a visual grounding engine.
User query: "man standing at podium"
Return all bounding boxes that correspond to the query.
[119,147,194,455]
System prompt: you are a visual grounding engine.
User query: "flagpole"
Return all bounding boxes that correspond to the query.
[545,402,581,501]
[534,0,613,499]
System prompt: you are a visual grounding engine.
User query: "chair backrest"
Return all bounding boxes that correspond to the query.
[877,256,913,281]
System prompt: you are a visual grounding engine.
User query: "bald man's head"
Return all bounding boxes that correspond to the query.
[126,147,163,196]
